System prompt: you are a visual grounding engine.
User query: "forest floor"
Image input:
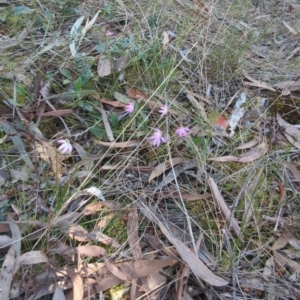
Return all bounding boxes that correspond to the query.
[1,0,300,299]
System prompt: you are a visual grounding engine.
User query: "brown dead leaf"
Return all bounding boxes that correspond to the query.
[83,259,177,298]
[236,137,262,150]
[36,139,62,181]
[77,245,106,257]
[209,143,268,163]
[176,234,203,300]
[274,80,300,94]
[277,113,300,150]
[242,70,276,91]
[98,98,126,107]
[82,201,119,215]
[39,109,73,117]
[96,140,140,148]
[7,215,21,257]
[183,88,212,105]
[97,57,111,77]
[49,239,76,260]
[209,177,240,236]
[125,86,148,99]
[186,93,209,121]
[99,101,114,142]
[78,245,127,280]
[127,204,142,259]
[0,235,12,248]
[273,250,300,273]
[160,226,228,286]
[149,157,184,182]
[105,259,128,281]
[0,247,16,300]
[272,234,289,251]
[162,31,169,50]
[63,267,84,300]
[157,159,198,189]
[53,285,66,300]
[173,192,212,201]
[88,230,120,248]
[139,273,166,298]
[284,161,300,182]
[61,223,90,242]
[114,54,129,72]
[96,212,115,229]
[138,203,228,286]
[13,251,48,277]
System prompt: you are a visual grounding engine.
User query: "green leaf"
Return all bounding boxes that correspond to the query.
[16,85,26,96]
[113,92,132,104]
[60,69,72,79]
[0,122,34,169]
[79,101,93,112]
[109,113,119,129]
[90,124,107,139]
[94,41,106,53]
[81,68,91,86]
[74,77,82,91]
[12,5,32,16]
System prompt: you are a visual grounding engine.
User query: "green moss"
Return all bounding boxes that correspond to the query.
[267,92,300,124]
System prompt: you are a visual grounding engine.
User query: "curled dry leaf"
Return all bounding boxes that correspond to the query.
[209,143,268,163]
[84,186,106,201]
[208,177,240,236]
[149,157,184,182]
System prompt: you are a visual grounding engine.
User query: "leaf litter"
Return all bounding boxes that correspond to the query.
[1,0,300,299]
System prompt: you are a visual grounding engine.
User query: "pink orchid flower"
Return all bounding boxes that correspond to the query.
[175,126,190,138]
[125,102,134,114]
[57,139,73,154]
[149,129,166,147]
[106,30,114,36]
[158,104,168,116]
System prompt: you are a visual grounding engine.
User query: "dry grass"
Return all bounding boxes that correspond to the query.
[1,0,300,299]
